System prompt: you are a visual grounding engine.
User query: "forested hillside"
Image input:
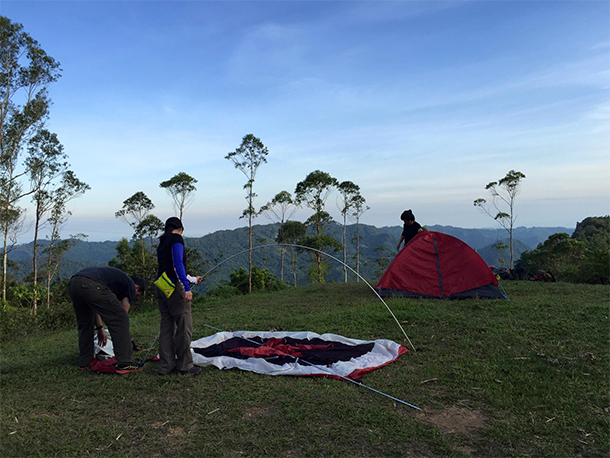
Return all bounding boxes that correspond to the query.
[7,224,571,288]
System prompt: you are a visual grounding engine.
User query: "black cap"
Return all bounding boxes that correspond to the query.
[164,217,183,231]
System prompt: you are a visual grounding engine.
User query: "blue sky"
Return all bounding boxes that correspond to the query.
[3,1,609,242]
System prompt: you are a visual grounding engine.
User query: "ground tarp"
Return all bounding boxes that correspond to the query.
[191,330,408,380]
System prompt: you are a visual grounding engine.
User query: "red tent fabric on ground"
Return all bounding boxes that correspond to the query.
[377,231,506,299]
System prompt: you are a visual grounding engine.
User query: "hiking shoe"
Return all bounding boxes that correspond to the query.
[179,366,201,375]
[116,362,145,374]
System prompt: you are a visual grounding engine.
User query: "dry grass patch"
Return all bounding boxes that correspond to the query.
[418,404,487,436]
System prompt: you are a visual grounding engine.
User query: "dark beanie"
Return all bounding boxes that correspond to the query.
[400,210,415,222]
[164,217,183,232]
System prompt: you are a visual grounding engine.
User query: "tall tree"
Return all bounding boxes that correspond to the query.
[26,129,67,312]
[33,169,88,312]
[225,134,268,294]
[295,170,339,283]
[276,220,307,287]
[474,170,526,269]
[260,190,297,281]
[42,222,86,309]
[135,214,164,252]
[37,169,90,307]
[0,16,61,300]
[115,191,155,264]
[351,193,369,281]
[159,172,198,220]
[337,181,361,283]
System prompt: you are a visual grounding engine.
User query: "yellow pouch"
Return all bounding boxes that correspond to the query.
[154,272,175,298]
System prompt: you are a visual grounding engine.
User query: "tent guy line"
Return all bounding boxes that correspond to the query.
[200,243,416,351]
[200,323,421,411]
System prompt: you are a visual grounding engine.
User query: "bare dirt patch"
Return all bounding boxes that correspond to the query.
[417,405,487,435]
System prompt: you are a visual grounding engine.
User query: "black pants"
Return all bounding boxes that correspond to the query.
[68,276,135,367]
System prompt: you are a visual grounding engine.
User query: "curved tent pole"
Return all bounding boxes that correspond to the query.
[200,243,416,352]
[202,323,421,410]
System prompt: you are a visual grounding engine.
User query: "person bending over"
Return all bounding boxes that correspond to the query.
[68,266,146,374]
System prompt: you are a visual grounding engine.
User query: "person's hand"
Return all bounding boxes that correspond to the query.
[196,276,203,284]
[185,290,193,302]
[97,328,107,347]
[396,244,401,251]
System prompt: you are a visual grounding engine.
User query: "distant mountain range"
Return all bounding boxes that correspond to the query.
[7,223,573,287]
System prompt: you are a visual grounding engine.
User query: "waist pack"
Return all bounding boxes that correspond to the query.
[154,272,175,298]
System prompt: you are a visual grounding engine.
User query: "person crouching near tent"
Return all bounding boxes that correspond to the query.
[68,266,146,374]
[155,217,203,376]
[396,209,423,251]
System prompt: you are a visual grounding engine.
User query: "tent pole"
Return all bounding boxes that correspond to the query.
[202,324,421,410]
[200,244,416,352]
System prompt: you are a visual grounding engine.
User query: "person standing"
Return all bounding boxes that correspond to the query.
[68,266,146,374]
[156,217,202,376]
[396,209,423,251]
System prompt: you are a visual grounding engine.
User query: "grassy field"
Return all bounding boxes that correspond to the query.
[1,281,608,457]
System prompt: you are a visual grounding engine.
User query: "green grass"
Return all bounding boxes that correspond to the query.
[1,282,608,457]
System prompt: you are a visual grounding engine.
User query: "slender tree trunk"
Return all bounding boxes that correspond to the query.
[46,269,51,308]
[291,248,298,287]
[279,221,285,282]
[342,213,347,283]
[316,254,323,283]
[280,247,285,282]
[356,218,361,281]
[32,216,40,315]
[248,190,253,294]
[1,183,13,301]
[2,229,8,302]
[509,224,514,270]
[46,247,53,309]
[509,199,515,269]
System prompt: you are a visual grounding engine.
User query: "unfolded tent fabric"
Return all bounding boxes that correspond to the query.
[86,332,118,373]
[191,331,408,380]
[377,231,506,299]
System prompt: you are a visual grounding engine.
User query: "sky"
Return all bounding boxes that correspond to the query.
[3,0,609,243]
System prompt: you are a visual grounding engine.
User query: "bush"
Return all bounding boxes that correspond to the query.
[229,265,287,294]
[0,300,76,342]
[517,225,610,285]
[203,265,289,297]
[205,281,241,299]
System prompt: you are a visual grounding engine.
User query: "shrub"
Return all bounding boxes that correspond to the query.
[205,281,241,299]
[0,300,75,342]
[228,265,287,295]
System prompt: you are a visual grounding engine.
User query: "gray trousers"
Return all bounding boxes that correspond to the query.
[68,276,135,367]
[156,281,193,374]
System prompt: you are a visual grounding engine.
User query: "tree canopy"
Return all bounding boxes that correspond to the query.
[159,172,198,221]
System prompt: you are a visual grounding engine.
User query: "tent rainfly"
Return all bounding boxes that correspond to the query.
[377,231,506,300]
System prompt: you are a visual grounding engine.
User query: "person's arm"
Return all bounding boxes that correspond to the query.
[396,236,404,251]
[94,314,107,347]
[121,297,130,313]
[187,274,203,284]
[172,242,193,302]
[171,243,190,290]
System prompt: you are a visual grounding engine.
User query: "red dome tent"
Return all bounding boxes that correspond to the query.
[377,231,506,300]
